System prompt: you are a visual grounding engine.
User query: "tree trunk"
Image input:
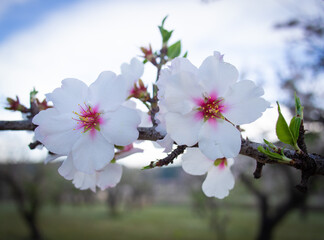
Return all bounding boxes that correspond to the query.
[25,213,42,240]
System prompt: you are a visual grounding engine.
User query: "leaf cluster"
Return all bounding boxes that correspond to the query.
[258,94,304,162]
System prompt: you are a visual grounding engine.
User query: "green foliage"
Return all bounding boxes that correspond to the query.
[275,100,302,151]
[159,16,173,44]
[30,88,38,101]
[167,40,181,59]
[294,92,304,118]
[259,94,304,160]
[289,116,301,143]
[276,101,295,146]
[257,139,292,163]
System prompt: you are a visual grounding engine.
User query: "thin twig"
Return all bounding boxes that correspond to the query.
[253,162,265,179]
[147,145,187,168]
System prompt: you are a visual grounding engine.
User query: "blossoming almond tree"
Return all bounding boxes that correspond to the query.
[1,16,324,199]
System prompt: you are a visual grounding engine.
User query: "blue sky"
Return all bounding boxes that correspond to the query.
[0,0,82,42]
[0,0,320,165]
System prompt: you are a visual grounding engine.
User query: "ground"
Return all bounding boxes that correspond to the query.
[0,203,323,240]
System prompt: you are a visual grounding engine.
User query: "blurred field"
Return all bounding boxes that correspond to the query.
[0,203,324,240]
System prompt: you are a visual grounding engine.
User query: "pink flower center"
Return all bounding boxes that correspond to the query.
[73,103,103,134]
[197,95,225,121]
[214,158,227,169]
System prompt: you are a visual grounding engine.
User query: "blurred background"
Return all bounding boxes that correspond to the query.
[0,0,324,239]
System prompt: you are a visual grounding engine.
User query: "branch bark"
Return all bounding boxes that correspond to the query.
[1,119,324,178]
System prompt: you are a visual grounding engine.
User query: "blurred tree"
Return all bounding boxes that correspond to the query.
[190,186,229,240]
[275,6,324,125]
[240,167,308,240]
[239,6,324,240]
[0,163,44,240]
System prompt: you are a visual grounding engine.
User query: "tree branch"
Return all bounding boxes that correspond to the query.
[0,120,35,131]
[1,119,324,178]
[146,145,187,169]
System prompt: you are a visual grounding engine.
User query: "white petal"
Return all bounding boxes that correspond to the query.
[72,132,115,174]
[33,108,82,154]
[155,107,167,135]
[156,134,174,153]
[73,172,97,192]
[158,71,203,115]
[157,58,198,98]
[32,108,75,133]
[46,78,88,114]
[96,163,123,190]
[34,127,45,144]
[139,110,153,128]
[223,80,270,125]
[101,106,140,146]
[168,57,198,75]
[35,128,82,155]
[202,161,235,199]
[182,148,213,176]
[115,146,143,160]
[121,58,144,88]
[198,120,241,159]
[165,112,203,146]
[198,54,238,97]
[58,154,76,180]
[45,153,63,164]
[88,71,128,111]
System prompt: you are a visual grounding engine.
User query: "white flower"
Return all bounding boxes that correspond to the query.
[58,154,123,192]
[157,52,270,160]
[182,147,235,199]
[33,72,141,174]
[57,144,143,191]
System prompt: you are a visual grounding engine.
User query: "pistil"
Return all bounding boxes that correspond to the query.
[72,103,102,134]
[197,95,225,121]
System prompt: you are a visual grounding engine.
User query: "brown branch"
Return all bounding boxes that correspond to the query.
[0,120,35,130]
[147,145,187,169]
[253,162,265,179]
[1,119,324,178]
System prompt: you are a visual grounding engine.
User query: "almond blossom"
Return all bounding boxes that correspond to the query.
[58,144,143,191]
[157,52,270,160]
[33,71,141,174]
[182,147,235,199]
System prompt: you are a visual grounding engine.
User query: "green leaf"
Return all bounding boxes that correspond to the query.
[257,146,292,163]
[143,59,148,64]
[263,139,278,151]
[30,88,38,101]
[276,102,294,145]
[142,165,152,170]
[289,116,301,143]
[257,146,282,160]
[158,15,173,43]
[167,40,181,59]
[183,51,188,58]
[159,28,173,43]
[294,92,304,118]
[161,15,168,27]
